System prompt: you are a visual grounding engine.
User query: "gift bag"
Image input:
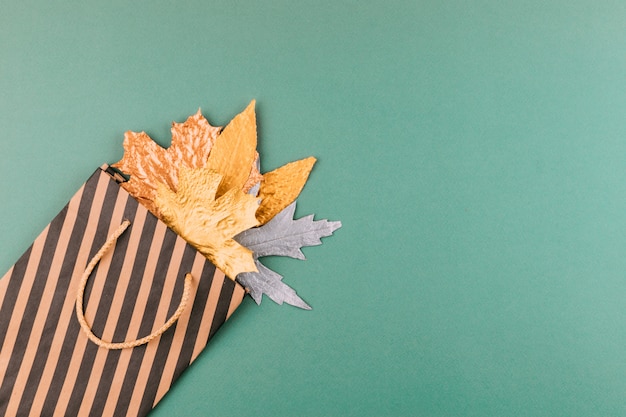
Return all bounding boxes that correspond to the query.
[0,166,246,417]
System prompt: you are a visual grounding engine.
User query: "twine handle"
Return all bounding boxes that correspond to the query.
[75,219,192,350]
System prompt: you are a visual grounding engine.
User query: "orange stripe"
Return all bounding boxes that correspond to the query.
[226,284,245,320]
[74,205,148,416]
[4,185,84,410]
[0,224,50,387]
[99,218,168,416]
[190,268,227,361]
[122,219,168,342]
[28,171,113,416]
[125,237,188,417]
[152,253,206,404]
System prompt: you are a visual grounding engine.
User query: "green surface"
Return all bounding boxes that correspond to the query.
[2,1,626,416]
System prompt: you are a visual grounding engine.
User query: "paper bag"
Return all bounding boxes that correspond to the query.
[0,166,245,416]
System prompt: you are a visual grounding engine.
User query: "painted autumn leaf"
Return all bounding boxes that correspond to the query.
[237,260,311,310]
[237,202,341,259]
[205,100,260,197]
[112,110,220,215]
[235,202,342,308]
[154,166,260,280]
[256,157,316,225]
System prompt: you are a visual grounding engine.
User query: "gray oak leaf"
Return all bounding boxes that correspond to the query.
[236,202,342,259]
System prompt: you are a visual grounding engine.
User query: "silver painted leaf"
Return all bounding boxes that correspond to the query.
[237,260,311,309]
[235,202,342,260]
[234,201,341,309]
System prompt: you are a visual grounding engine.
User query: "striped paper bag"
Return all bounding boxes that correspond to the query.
[0,166,245,416]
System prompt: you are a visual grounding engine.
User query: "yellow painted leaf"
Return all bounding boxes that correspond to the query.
[154,166,260,280]
[256,156,316,225]
[205,100,258,197]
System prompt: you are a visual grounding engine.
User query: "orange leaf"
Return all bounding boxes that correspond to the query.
[112,110,220,215]
[113,131,171,215]
[169,109,219,174]
[256,156,316,225]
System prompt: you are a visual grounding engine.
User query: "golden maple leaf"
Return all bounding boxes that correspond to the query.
[154,166,260,280]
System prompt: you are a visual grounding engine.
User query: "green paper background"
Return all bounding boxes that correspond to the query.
[2,1,626,416]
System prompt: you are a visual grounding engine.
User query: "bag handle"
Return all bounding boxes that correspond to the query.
[75,219,192,350]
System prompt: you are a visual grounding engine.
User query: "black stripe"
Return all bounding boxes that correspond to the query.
[40,172,125,415]
[137,243,198,416]
[87,211,158,416]
[15,169,103,416]
[0,246,32,353]
[111,225,181,416]
[170,260,217,382]
[84,189,140,310]
[63,191,140,416]
[208,278,236,341]
[0,204,68,415]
